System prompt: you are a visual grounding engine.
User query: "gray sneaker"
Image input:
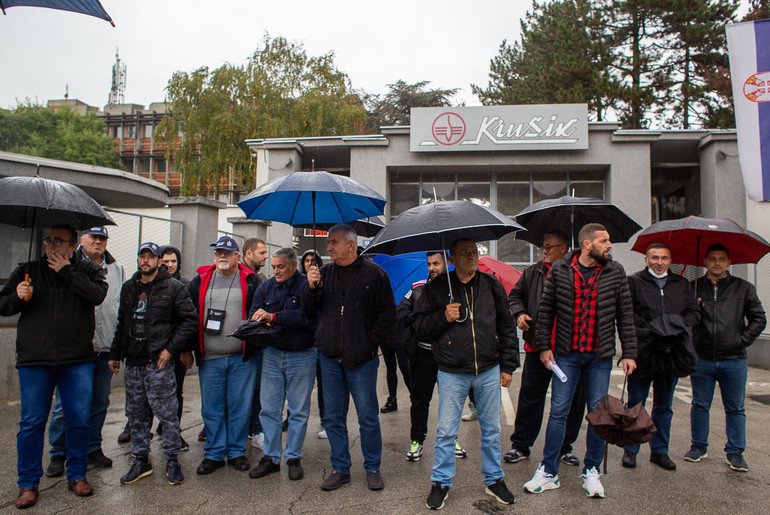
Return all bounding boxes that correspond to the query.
[726,453,748,472]
[684,446,708,462]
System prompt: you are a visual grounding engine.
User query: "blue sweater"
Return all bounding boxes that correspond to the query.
[249,272,316,351]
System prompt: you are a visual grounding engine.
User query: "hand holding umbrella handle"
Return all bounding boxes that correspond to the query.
[20,274,33,302]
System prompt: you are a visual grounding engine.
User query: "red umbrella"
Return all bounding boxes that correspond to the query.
[632,216,770,266]
[478,255,522,296]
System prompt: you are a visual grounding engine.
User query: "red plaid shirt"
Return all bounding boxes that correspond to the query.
[571,254,602,352]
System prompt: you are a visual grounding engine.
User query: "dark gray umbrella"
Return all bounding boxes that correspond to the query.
[514,196,642,247]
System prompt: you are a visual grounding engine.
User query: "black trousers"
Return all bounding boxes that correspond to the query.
[382,347,411,399]
[510,351,586,456]
[409,347,438,443]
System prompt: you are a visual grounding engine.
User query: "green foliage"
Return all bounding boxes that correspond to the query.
[0,103,121,168]
[156,35,367,196]
[363,80,459,130]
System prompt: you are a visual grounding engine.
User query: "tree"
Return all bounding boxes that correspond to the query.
[156,35,367,196]
[744,0,769,20]
[472,0,621,122]
[0,103,122,168]
[363,80,458,130]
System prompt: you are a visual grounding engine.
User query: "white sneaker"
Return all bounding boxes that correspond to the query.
[461,402,478,421]
[317,429,328,439]
[251,432,264,449]
[523,464,560,494]
[580,467,605,498]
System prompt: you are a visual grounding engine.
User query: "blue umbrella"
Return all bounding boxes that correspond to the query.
[0,0,115,26]
[372,252,454,303]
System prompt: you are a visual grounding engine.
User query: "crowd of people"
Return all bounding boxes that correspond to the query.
[0,221,765,510]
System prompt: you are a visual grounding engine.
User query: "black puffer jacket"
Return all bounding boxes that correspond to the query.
[508,260,548,349]
[301,256,397,369]
[413,271,519,375]
[536,250,637,360]
[691,274,766,361]
[0,254,108,367]
[110,267,198,363]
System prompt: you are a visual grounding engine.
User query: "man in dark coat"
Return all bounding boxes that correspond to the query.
[621,242,699,471]
[686,243,766,472]
[0,224,108,508]
[524,223,636,499]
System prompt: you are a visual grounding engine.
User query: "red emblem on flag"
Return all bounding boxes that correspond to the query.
[431,113,466,145]
[744,72,770,103]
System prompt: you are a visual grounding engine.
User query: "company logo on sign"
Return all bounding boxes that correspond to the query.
[431,113,466,145]
[410,105,589,152]
[743,72,770,103]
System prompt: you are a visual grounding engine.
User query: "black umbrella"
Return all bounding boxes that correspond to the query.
[514,196,642,247]
[293,215,386,238]
[229,319,280,352]
[363,200,524,311]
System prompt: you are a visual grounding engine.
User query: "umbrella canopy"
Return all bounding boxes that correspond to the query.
[237,171,387,227]
[372,253,428,304]
[514,196,642,247]
[478,255,522,296]
[363,201,524,256]
[586,394,657,448]
[230,319,280,352]
[294,216,386,238]
[0,176,115,229]
[0,0,114,25]
[631,215,770,266]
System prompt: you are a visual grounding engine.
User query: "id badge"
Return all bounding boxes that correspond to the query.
[205,308,226,335]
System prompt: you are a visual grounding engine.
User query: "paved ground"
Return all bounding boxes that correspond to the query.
[1,358,769,514]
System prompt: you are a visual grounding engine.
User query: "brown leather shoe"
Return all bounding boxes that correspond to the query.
[14,487,38,509]
[67,478,94,497]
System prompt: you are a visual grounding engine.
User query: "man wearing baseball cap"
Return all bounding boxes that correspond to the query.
[188,236,262,475]
[46,227,126,478]
[109,242,198,486]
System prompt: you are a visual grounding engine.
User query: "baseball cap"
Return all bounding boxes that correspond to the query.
[210,236,240,252]
[138,242,162,257]
[83,226,109,238]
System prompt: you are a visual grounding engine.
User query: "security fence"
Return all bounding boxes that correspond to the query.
[104,209,184,274]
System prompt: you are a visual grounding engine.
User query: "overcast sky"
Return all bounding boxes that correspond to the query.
[0,0,532,111]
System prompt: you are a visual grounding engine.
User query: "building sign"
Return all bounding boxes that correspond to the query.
[410,104,589,152]
[303,228,328,238]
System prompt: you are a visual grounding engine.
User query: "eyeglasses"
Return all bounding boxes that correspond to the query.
[214,249,237,257]
[542,244,566,252]
[43,237,74,247]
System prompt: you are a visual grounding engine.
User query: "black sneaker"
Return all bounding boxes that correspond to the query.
[45,455,65,478]
[320,471,351,491]
[88,449,113,468]
[503,447,528,463]
[228,455,250,471]
[196,458,225,475]
[367,470,385,490]
[249,456,280,478]
[684,446,708,462]
[380,396,397,413]
[180,437,190,452]
[426,482,449,510]
[198,428,207,441]
[622,450,637,468]
[166,459,184,485]
[120,458,153,484]
[287,458,304,481]
[650,453,676,470]
[485,479,516,505]
[560,452,579,467]
[726,453,748,472]
[117,423,131,444]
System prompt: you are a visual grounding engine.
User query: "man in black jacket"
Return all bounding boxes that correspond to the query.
[302,224,397,492]
[524,223,636,499]
[108,242,198,487]
[1,224,108,508]
[621,242,699,471]
[686,243,766,472]
[505,230,586,467]
[413,238,519,509]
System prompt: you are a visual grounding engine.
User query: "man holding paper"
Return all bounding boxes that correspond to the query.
[524,223,637,499]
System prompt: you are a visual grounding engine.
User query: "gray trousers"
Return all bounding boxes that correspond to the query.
[125,362,181,459]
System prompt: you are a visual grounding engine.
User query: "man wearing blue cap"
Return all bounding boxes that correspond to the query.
[189,236,262,476]
[46,227,125,477]
[109,242,198,486]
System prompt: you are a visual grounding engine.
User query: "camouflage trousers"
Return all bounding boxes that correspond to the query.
[124,362,181,458]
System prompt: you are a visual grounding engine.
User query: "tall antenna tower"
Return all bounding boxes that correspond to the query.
[108,48,126,105]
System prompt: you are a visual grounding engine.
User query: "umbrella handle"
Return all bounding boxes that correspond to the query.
[23,273,33,302]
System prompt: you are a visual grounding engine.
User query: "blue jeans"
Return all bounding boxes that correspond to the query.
[542,352,612,475]
[199,354,258,460]
[49,353,113,456]
[249,352,263,435]
[624,374,678,455]
[260,346,316,463]
[431,365,503,488]
[690,357,747,454]
[17,362,94,488]
[319,353,381,474]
